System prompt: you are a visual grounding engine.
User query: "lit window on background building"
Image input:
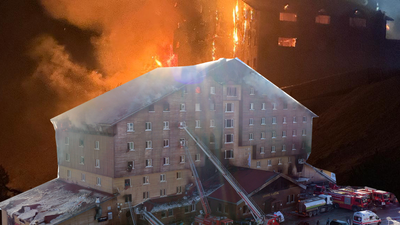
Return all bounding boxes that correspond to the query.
[278,37,297,47]
[316,15,331,24]
[279,12,297,22]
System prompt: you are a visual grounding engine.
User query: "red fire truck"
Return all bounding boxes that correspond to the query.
[324,190,369,212]
[358,187,391,208]
[338,188,372,205]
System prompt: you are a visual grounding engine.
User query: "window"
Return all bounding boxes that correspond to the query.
[177,186,182,194]
[287,195,290,204]
[180,103,186,111]
[80,156,85,165]
[282,144,286,152]
[262,103,266,110]
[261,132,266,139]
[249,133,254,140]
[292,130,297,136]
[146,141,152,149]
[185,206,190,213]
[125,194,132,202]
[350,17,366,27]
[291,194,295,202]
[225,150,234,159]
[177,172,182,179]
[67,170,71,178]
[249,118,254,125]
[210,119,215,127]
[293,116,297,123]
[283,117,287,124]
[127,161,134,171]
[79,138,84,147]
[217,203,222,212]
[97,177,101,186]
[273,103,277,110]
[143,176,150,184]
[302,129,306,136]
[191,203,196,212]
[283,102,288,110]
[302,116,307,123]
[268,160,272,166]
[250,103,254,110]
[210,133,215,144]
[195,154,200,161]
[95,141,99,150]
[127,142,134,151]
[65,137,69,145]
[282,131,287,137]
[125,179,131,188]
[225,119,234,128]
[210,86,215,94]
[143,191,149,199]
[227,87,237,97]
[226,103,233,112]
[302,142,306,149]
[127,123,134,132]
[260,147,265,154]
[288,157,291,163]
[160,174,166,182]
[163,139,169,148]
[145,159,152,167]
[81,173,85,182]
[195,103,201,111]
[272,117,277,124]
[316,15,330,24]
[148,104,154,112]
[163,102,170,111]
[161,211,166,218]
[160,189,166,197]
[163,157,170,165]
[278,158,282,165]
[180,155,185,163]
[250,87,255,95]
[179,138,186,147]
[278,37,297,47]
[272,131,276,138]
[168,208,173,216]
[280,12,297,22]
[292,144,296,150]
[95,159,100,168]
[210,102,215,110]
[145,122,152,131]
[256,161,261,168]
[196,120,201,128]
[261,118,266,125]
[271,146,276,153]
[225,134,233,143]
[163,121,169,130]
[66,153,70,162]
[292,103,297,110]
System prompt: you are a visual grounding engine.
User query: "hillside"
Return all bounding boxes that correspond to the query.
[305,74,400,199]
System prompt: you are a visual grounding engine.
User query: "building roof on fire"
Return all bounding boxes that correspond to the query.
[208,167,306,204]
[0,179,116,225]
[50,58,317,128]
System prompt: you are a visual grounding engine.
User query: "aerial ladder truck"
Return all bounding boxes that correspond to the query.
[179,123,283,225]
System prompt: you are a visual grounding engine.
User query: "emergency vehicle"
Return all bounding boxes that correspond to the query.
[324,190,369,212]
[352,210,381,225]
[359,187,390,207]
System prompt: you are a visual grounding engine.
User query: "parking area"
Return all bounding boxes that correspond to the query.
[281,204,400,225]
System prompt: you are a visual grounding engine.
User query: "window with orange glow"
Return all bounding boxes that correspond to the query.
[316,15,330,24]
[278,38,297,47]
[279,12,297,22]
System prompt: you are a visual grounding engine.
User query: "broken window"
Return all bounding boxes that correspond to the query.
[163,102,169,111]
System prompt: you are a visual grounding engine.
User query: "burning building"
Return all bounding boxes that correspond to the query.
[1,58,318,224]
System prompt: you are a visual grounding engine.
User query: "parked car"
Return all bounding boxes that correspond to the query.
[330,219,349,225]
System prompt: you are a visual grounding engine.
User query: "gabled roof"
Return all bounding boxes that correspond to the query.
[51,58,317,127]
[208,168,305,204]
[0,179,115,225]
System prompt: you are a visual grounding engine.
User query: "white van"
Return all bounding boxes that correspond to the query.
[353,210,381,225]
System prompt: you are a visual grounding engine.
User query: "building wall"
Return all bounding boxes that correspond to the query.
[57,131,115,179]
[58,165,114,194]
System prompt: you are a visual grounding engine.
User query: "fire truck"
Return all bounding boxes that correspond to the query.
[180,123,282,225]
[338,188,372,206]
[324,190,369,212]
[358,187,391,208]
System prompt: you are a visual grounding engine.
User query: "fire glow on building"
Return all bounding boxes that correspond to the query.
[153,0,259,70]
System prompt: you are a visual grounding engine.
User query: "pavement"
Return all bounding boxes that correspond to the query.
[281,204,400,225]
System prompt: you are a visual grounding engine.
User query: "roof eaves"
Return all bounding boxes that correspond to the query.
[236,173,280,205]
